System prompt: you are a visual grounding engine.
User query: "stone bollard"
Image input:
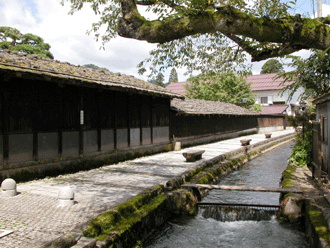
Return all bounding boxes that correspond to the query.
[240,139,252,146]
[265,133,272,139]
[1,178,17,197]
[58,187,75,207]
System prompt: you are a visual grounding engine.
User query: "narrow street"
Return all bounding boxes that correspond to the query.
[0,130,294,247]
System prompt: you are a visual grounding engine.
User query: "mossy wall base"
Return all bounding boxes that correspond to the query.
[82,134,297,248]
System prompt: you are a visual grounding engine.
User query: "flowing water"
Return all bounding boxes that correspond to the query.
[145,141,310,248]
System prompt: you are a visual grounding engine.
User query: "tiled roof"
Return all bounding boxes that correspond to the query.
[313,92,330,105]
[171,98,259,116]
[0,50,184,99]
[260,105,288,115]
[246,73,294,91]
[166,81,188,95]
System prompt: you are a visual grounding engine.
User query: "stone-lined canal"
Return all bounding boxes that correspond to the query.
[145,141,310,247]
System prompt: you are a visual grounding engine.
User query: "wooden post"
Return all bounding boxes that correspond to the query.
[32,82,39,161]
[97,90,101,152]
[150,97,154,144]
[113,91,117,150]
[58,85,63,157]
[127,94,131,147]
[79,88,84,155]
[1,79,9,164]
[139,95,143,146]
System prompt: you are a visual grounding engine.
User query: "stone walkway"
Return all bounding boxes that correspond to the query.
[0,130,295,248]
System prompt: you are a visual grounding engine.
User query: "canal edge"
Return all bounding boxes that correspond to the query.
[280,164,330,247]
[43,132,296,248]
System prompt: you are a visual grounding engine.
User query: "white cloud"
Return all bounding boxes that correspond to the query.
[250,48,313,75]
[0,0,159,80]
[0,0,37,30]
[322,4,330,17]
[1,0,322,80]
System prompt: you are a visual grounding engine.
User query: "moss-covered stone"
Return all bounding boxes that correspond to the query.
[307,203,330,246]
[281,164,296,189]
[83,185,166,240]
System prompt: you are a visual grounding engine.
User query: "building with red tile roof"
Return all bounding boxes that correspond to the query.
[166,81,188,95]
[166,73,303,116]
[246,73,293,91]
[260,105,289,115]
[246,73,303,115]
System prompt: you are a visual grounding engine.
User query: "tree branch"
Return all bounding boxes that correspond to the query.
[136,0,183,9]
[136,0,155,5]
[118,4,330,60]
[224,34,307,61]
[316,16,330,25]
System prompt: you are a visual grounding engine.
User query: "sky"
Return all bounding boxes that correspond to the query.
[0,0,330,82]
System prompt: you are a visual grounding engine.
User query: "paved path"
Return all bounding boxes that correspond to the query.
[0,130,295,248]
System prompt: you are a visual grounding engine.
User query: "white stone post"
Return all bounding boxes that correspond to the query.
[58,187,75,207]
[1,178,17,197]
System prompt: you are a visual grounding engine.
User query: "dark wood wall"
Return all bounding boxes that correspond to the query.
[170,112,259,138]
[257,115,286,128]
[0,75,171,164]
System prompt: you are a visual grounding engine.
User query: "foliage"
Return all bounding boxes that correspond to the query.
[155,73,165,87]
[61,0,330,64]
[287,105,315,167]
[286,105,315,131]
[83,63,110,71]
[138,33,251,78]
[185,71,257,109]
[280,51,330,102]
[287,130,312,167]
[0,26,53,59]
[168,68,178,84]
[260,59,284,74]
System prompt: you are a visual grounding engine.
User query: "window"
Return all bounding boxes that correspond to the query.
[260,97,268,104]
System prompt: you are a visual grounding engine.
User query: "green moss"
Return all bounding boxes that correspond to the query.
[166,143,173,151]
[84,186,166,240]
[196,156,246,184]
[281,164,296,189]
[308,204,330,244]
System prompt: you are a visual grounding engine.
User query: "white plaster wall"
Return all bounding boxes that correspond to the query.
[253,87,304,115]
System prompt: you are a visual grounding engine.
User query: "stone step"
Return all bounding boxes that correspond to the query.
[71,236,97,248]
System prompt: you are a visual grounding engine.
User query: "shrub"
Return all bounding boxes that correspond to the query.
[288,130,312,167]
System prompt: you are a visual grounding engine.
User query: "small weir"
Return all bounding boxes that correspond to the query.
[145,141,310,248]
[199,204,279,222]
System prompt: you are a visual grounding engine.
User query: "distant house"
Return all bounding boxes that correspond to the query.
[259,105,288,115]
[166,81,187,95]
[170,98,286,147]
[167,74,303,115]
[246,73,303,115]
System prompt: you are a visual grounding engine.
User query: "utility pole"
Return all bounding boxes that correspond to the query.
[318,0,322,17]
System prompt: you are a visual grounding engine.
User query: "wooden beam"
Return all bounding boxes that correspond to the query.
[182,184,303,194]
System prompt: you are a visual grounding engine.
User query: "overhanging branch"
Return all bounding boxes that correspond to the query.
[117,4,330,59]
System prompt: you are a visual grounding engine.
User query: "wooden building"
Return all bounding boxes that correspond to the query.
[170,98,260,146]
[313,93,330,177]
[0,50,182,180]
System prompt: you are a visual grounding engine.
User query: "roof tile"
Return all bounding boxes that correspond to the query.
[246,73,294,91]
[166,81,188,95]
[0,50,183,99]
[260,105,288,115]
[171,98,258,116]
